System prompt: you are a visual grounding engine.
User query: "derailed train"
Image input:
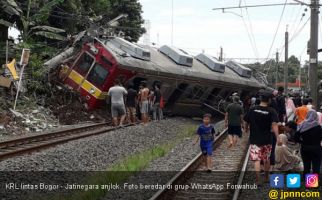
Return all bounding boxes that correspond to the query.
[47,34,266,116]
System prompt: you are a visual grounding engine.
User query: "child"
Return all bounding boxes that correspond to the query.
[194,113,216,172]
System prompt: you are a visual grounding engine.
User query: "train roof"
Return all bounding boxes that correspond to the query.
[99,37,265,89]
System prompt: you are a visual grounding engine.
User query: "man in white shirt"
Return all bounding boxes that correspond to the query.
[107,79,127,126]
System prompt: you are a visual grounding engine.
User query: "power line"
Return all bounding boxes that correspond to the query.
[240,12,259,59]
[266,16,309,74]
[242,0,260,59]
[264,0,288,73]
[289,5,304,34]
[212,2,300,11]
[278,16,310,56]
[275,5,305,57]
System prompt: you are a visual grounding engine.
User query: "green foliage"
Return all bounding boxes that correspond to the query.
[1,0,66,42]
[49,0,145,42]
[109,0,145,42]
[247,55,306,87]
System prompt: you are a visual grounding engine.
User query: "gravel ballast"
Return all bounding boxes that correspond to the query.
[102,121,225,200]
[0,118,224,200]
[0,118,199,171]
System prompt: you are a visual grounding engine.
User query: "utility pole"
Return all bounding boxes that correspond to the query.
[275,51,279,89]
[309,0,319,107]
[219,47,223,61]
[284,26,289,95]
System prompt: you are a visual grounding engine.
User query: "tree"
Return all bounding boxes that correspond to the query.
[247,55,306,87]
[0,0,66,43]
[108,0,145,42]
[49,0,145,42]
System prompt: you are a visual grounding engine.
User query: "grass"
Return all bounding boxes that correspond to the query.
[46,124,197,200]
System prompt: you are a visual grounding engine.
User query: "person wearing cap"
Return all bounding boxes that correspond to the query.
[244,91,280,186]
[225,96,244,148]
[232,92,243,106]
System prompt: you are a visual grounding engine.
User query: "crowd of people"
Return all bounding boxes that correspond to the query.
[243,87,322,185]
[194,86,322,187]
[107,79,164,127]
[107,79,322,185]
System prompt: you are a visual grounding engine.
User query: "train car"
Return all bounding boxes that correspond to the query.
[56,35,266,116]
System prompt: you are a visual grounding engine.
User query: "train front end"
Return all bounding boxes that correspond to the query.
[58,40,118,109]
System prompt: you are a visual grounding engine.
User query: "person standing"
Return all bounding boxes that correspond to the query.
[294,110,322,176]
[292,92,302,108]
[126,84,137,124]
[107,80,127,126]
[295,98,309,125]
[194,114,216,172]
[243,95,251,114]
[269,90,279,170]
[244,92,280,185]
[225,96,244,148]
[286,96,296,122]
[139,81,150,125]
[276,87,286,122]
[152,84,163,121]
[307,98,313,110]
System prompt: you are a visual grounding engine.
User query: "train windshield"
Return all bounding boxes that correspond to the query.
[87,63,109,88]
[75,52,95,75]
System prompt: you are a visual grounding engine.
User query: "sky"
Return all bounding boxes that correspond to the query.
[138,0,315,64]
[8,0,315,64]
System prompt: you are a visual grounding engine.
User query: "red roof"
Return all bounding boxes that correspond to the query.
[275,79,305,87]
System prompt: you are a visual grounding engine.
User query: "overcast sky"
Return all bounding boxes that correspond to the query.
[138,0,315,64]
[8,0,315,64]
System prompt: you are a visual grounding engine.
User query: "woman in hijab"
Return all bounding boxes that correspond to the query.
[294,110,322,175]
[286,96,296,122]
[274,134,302,171]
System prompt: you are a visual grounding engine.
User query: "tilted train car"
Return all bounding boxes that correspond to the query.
[56,36,266,116]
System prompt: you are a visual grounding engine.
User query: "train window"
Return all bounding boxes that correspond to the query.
[87,63,109,87]
[75,52,95,75]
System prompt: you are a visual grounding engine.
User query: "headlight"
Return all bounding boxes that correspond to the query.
[89,88,95,94]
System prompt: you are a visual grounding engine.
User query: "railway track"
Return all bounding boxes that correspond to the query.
[0,122,133,160]
[150,128,251,200]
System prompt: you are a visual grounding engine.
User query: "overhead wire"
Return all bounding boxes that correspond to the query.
[277,15,310,59]
[238,1,260,60]
[242,0,260,60]
[264,0,288,71]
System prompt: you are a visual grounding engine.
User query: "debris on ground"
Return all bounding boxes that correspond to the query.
[0,81,110,137]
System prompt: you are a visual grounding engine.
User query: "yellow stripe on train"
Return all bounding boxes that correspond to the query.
[68,70,83,85]
[81,80,107,100]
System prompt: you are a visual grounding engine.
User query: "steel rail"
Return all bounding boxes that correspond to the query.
[149,128,228,200]
[0,122,134,160]
[232,145,251,200]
